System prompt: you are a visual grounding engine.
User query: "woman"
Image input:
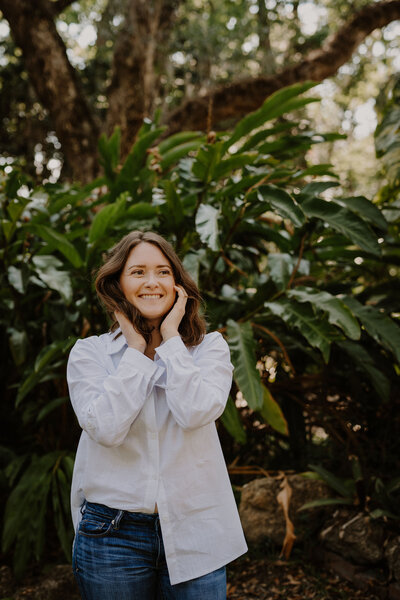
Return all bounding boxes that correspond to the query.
[67,230,247,600]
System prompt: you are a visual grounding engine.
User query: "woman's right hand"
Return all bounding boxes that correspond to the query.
[114,310,146,353]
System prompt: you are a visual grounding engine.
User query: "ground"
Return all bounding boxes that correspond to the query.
[227,555,383,600]
[0,555,386,599]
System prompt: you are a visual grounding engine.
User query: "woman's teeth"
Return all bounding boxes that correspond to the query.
[140,295,162,299]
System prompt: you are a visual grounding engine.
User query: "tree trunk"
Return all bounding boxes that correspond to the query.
[257,0,276,75]
[0,0,100,182]
[165,0,400,134]
[106,0,180,158]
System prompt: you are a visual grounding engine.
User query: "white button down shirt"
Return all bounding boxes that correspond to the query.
[67,329,247,585]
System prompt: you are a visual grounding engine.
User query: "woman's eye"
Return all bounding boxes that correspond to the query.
[131,270,143,276]
[160,270,171,275]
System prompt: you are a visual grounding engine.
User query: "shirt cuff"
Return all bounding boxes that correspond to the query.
[119,347,165,380]
[155,335,187,361]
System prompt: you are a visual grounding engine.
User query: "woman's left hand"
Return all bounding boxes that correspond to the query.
[160,285,188,341]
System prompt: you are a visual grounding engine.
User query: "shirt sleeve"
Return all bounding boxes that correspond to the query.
[67,337,164,447]
[155,332,233,430]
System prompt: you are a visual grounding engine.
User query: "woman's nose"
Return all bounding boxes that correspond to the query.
[144,272,159,286]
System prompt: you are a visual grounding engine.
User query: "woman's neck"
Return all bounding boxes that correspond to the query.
[145,327,163,360]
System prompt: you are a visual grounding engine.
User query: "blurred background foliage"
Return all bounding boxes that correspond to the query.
[1,81,399,576]
[0,0,399,581]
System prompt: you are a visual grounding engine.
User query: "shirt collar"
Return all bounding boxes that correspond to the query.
[106,328,127,355]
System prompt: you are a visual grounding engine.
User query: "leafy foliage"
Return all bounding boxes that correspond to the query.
[1,82,399,574]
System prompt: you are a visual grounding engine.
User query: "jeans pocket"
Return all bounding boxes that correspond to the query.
[78,514,114,538]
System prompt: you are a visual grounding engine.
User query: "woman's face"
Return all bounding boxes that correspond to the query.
[119,242,176,327]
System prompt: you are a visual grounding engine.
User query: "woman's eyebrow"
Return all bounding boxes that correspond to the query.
[127,264,171,270]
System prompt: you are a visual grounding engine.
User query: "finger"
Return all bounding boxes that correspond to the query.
[174,285,188,299]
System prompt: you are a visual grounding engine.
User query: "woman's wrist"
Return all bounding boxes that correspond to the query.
[161,329,180,342]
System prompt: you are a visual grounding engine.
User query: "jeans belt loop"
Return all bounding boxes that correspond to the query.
[111,510,124,530]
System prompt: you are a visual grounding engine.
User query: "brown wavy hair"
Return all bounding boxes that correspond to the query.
[95,231,206,346]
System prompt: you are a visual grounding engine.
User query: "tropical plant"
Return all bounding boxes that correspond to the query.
[1,81,399,574]
[300,457,400,521]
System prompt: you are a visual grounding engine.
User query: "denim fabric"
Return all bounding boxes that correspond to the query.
[73,502,226,600]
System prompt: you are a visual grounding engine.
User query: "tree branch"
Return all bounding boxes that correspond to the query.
[50,0,76,15]
[0,0,100,181]
[165,0,400,134]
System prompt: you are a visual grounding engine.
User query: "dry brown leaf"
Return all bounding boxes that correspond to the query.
[276,476,296,560]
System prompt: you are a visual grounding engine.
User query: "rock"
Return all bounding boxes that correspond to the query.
[239,474,331,545]
[319,508,386,565]
[386,537,400,582]
[318,548,361,582]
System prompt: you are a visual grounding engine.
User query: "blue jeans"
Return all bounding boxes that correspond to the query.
[72,502,226,600]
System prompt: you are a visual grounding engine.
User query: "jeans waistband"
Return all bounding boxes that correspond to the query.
[82,501,159,524]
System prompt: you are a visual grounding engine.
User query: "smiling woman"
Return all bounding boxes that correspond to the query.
[66,230,247,600]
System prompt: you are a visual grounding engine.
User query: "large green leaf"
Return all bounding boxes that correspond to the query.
[118,127,165,179]
[239,122,293,152]
[7,196,29,223]
[163,181,184,228]
[88,192,128,243]
[299,498,354,510]
[192,143,223,183]
[301,197,381,256]
[337,340,391,401]
[343,296,400,364]
[182,250,205,285]
[235,220,293,253]
[227,319,263,410]
[98,127,121,181]
[30,225,83,268]
[7,328,28,366]
[16,338,76,405]
[287,287,360,340]
[195,204,219,251]
[37,397,69,423]
[375,102,400,184]
[2,451,74,576]
[1,218,17,242]
[158,131,203,154]
[7,265,30,294]
[299,181,340,198]
[160,139,204,170]
[220,396,247,444]
[336,196,388,232]
[32,255,73,304]
[307,464,355,498]
[259,385,288,435]
[268,254,310,290]
[258,186,305,227]
[264,299,338,363]
[213,152,258,180]
[48,177,107,215]
[293,164,339,179]
[223,81,318,152]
